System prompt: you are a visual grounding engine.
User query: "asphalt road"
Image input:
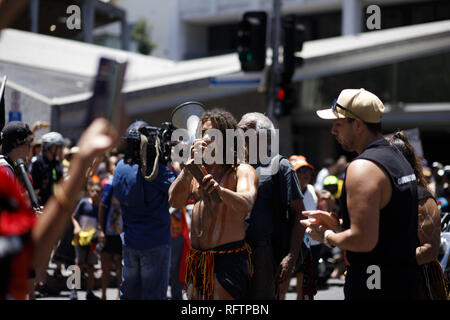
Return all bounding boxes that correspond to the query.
[284,277,345,300]
[36,262,345,300]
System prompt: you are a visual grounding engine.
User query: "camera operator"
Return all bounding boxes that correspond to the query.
[112,120,177,300]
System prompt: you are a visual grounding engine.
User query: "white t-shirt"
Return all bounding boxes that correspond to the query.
[314,168,329,193]
[302,184,320,247]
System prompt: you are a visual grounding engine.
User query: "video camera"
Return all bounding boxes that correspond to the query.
[123,101,206,182]
[124,121,176,167]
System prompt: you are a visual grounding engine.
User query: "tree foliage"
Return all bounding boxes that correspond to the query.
[131,18,156,55]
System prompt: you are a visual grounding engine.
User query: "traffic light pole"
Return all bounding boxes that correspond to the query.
[267,0,282,128]
[268,0,295,156]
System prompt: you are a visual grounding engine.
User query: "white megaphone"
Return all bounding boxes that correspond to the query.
[171,101,221,203]
[171,101,205,143]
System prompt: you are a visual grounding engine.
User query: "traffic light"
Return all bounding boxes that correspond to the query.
[281,15,305,83]
[237,11,267,72]
[274,15,305,118]
[274,82,296,118]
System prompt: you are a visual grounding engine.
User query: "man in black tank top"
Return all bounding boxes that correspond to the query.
[301,88,421,299]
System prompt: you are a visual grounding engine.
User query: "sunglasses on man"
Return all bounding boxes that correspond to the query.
[332,100,360,120]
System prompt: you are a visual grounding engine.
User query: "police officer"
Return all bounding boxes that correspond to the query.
[30,131,64,207]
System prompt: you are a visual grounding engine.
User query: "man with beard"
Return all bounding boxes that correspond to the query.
[301,88,421,300]
[169,108,258,300]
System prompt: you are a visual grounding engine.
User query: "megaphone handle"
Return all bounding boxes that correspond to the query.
[185,163,222,203]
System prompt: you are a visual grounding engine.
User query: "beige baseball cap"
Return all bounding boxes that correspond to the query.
[316,88,385,123]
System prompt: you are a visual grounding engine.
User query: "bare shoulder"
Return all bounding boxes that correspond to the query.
[236,163,257,176]
[346,159,391,207]
[346,159,389,186]
[236,164,258,186]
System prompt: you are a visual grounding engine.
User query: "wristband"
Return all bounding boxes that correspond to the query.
[323,229,335,248]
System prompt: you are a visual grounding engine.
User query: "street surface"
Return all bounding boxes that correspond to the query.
[37,260,345,300]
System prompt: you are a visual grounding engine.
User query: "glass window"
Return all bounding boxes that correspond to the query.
[298,51,450,111]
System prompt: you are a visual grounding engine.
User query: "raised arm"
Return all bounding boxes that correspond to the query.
[202,164,258,214]
[168,167,194,209]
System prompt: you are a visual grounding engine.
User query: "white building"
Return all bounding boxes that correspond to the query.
[100,0,449,61]
[2,0,450,163]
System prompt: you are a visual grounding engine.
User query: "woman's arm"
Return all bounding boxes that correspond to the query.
[416,197,441,265]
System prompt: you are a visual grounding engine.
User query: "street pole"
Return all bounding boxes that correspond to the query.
[267,0,294,156]
[267,0,282,128]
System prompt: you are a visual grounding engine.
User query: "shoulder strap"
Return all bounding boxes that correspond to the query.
[0,155,14,173]
[277,155,288,209]
[272,155,288,217]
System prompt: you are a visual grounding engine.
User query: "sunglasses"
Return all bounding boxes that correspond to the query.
[332,100,360,120]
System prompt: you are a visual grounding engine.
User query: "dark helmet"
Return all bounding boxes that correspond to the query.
[0,121,33,153]
[123,120,149,164]
[125,120,149,139]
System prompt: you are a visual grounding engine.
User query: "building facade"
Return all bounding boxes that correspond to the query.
[3,0,450,168]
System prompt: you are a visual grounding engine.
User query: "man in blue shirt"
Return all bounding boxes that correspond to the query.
[112,121,176,300]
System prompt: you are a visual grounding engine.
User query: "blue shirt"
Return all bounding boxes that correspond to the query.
[73,198,98,231]
[112,159,176,250]
[101,178,123,236]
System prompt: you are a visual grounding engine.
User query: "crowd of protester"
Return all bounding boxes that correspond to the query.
[1,0,448,304]
[1,94,449,301]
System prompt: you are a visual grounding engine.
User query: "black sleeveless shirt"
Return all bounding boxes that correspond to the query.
[340,137,421,299]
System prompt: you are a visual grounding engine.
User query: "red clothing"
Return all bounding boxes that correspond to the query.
[178,207,190,283]
[0,167,37,300]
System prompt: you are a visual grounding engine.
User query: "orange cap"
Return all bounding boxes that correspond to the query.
[289,155,314,172]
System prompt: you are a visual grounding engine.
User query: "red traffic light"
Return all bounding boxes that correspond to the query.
[277,87,285,101]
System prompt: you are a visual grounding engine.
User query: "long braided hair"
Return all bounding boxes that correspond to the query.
[197,108,246,171]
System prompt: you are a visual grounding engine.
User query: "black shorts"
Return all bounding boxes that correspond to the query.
[213,241,251,300]
[103,235,123,255]
[187,240,251,300]
[294,242,311,274]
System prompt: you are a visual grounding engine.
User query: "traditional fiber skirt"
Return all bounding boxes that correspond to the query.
[185,240,253,300]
